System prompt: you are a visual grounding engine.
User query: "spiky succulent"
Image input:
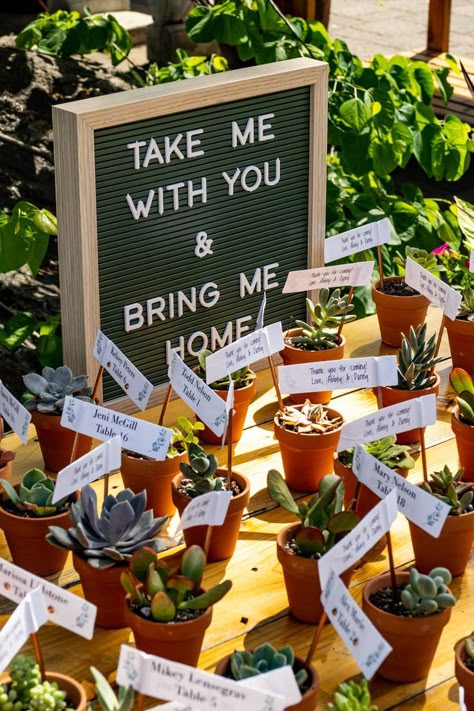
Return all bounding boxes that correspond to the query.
[287,289,356,350]
[46,485,169,568]
[88,667,134,711]
[395,324,442,390]
[0,468,68,517]
[338,435,415,471]
[401,567,456,616]
[420,465,474,515]
[450,368,474,425]
[178,442,225,497]
[328,679,378,711]
[228,643,308,692]
[276,400,343,434]
[23,366,93,413]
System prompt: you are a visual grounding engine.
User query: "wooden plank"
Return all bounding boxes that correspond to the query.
[427,0,452,53]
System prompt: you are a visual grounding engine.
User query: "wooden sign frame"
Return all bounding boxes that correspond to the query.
[53,58,328,413]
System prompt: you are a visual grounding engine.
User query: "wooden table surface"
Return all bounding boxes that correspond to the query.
[1,308,470,710]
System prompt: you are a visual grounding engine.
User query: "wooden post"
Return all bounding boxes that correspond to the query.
[427,0,452,52]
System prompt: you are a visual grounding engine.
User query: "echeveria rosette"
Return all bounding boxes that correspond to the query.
[23,366,93,413]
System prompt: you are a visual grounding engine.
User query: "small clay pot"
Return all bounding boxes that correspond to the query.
[0,671,87,711]
[372,277,430,348]
[446,317,474,371]
[198,373,256,445]
[73,553,128,629]
[451,409,474,482]
[377,372,440,445]
[120,449,187,518]
[279,330,346,405]
[171,470,250,562]
[32,411,92,473]
[362,571,452,682]
[409,508,474,577]
[455,636,474,711]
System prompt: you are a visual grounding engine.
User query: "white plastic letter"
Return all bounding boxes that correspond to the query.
[126,191,155,220]
[124,304,144,332]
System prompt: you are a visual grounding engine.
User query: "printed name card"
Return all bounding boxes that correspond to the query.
[204,322,284,384]
[116,646,287,711]
[60,396,173,460]
[282,261,374,293]
[0,558,96,639]
[324,218,391,264]
[168,352,227,437]
[321,569,392,679]
[52,436,122,503]
[174,491,232,533]
[278,356,397,394]
[0,587,47,673]
[94,330,153,410]
[0,381,31,445]
[337,393,437,451]
[352,445,451,537]
[405,258,462,320]
[460,686,467,711]
[470,249,474,273]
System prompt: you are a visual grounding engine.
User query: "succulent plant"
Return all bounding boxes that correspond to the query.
[276,400,343,435]
[338,435,415,471]
[464,637,474,661]
[0,655,74,711]
[287,288,356,350]
[450,367,474,425]
[228,643,308,692]
[0,468,68,517]
[46,485,169,569]
[395,324,442,391]
[178,442,226,498]
[327,679,378,711]
[420,465,474,515]
[121,544,232,622]
[393,246,441,277]
[23,366,93,413]
[87,667,134,711]
[168,416,204,458]
[400,567,456,616]
[197,350,254,390]
[458,285,474,321]
[268,470,359,558]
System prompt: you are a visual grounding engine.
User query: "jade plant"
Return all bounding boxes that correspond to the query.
[178,442,226,498]
[420,465,474,515]
[23,366,93,413]
[267,470,359,557]
[0,468,68,517]
[338,435,414,472]
[276,400,343,435]
[0,655,74,711]
[226,643,309,693]
[46,485,169,568]
[197,350,254,390]
[121,545,232,622]
[450,367,474,425]
[400,567,456,616]
[287,288,356,350]
[328,679,378,711]
[395,324,442,391]
[87,667,134,711]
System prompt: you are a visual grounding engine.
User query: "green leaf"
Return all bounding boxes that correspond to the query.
[0,312,39,351]
[370,139,398,176]
[412,62,435,103]
[435,67,454,105]
[339,98,371,133]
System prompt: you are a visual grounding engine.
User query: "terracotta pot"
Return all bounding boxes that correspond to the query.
[214,653,320,711]
[362,571,452,682]
[274,406,344,492]
[124,596,212,666]
[279,330,346,405]
[32,411,92,473]
[198,373,256,445]
[277,522,353,624]
[0,460,13,481]
[0,493,72,576]
[446,317,474,371]
[452,409,474,482]
[0,671,87,711]
[72,553,128,629]
[334,456,408,518]
[171,470,250,562]
[372,277,430,348]
[455,636,474,711]
[409,507,474,577]
[377,372,440,445]
[121,449,187,518]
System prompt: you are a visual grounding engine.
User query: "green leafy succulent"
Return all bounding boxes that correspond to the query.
[400,567,456,616]
[420,465,474,515]
[396,324,442,390]
[287,289,356,350]
[450,368,474,425]
[197,350,254,390]
[0,468,67,517]
[339,435,414,471]
[228,643,308,692]
[328,678,378,710]
[179,442,225,497]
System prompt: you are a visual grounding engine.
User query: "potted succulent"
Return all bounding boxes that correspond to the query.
[171,442,250,562]
[409,465,474,576]
[23,366,94,472]
[362,566,456,682]
[268,469,359,624]
[0,468,74,577]
[0,654,87,711]
[377,323,442,444]
[274,400,344,491]
[120,416,204,518]
[195,352,256,444]
[0,417,15,481]
[121,545,232,666]
[450,368,474,481]
[87,666,134,711]
[280,288,356,405]
[328,679,378,711]
[335,435,415,517]
[446,284,474,372]
[455,636,474,711]
[46,485,169,628]
[372,247,434,347]
[214,643,319,711]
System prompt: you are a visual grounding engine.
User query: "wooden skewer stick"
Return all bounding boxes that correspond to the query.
[227,409,233,492]
[386,531,398,603]
[30,632,45,679]
[305,611,327,667]
[69,433,79,465]
[69,364,106,465]
[419,429,429,484]
[433,314,447,362]
[159,384,173,426]
[377,245,385,291]
[136,692,144,711]
[267,355,284,411]
[203,525,213,560]
[337,286,354,340]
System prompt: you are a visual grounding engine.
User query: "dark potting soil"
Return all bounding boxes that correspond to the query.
[376,279,420,297]
[369,585,443,617]
[177,477,243,498]
[128,599,204,623]
[463,653,474,673]
[0,498,71,518]
[283,338,341,352]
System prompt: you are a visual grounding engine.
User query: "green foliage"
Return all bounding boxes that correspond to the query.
[0,468,67,517]
[179,442,225,497]
[396,324,442,390]
[393,246,441,277]
[400,567,456,616]
[0,655,74,711]
[197,349,254,389]
[143,49,229,86]
[465,638,474,661]
[328,678,378,710]
[88,667,134,711]
[450,368,474,425]
[168,416,205,458]
[288,288,356,350]
[0,201,56,276]
[16,9,131,66]
[339,435,414,471]
[420,465,474,516]
[229,643,308,692]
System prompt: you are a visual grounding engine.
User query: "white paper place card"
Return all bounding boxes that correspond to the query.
[278,355,397,394]
[325,218,391,264]
[405,258,462,320]
[255,292,267,330]
[0,381,31,445]
[173,491,232,533]
[0,558,96,639]
[459,686,467,711]
[321,569,392,680]
[0,587,47,673]
[168,352,227,437]
[60,396,173,460]
[318,489,398,590]
[93,330,153,410]
[352,445,451,537]
[337,393,437,451]
[204,322,284,384]
[116,646,287,711]
[470,250,474,273]
[52,436,122,503]
[282,261,374,293]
